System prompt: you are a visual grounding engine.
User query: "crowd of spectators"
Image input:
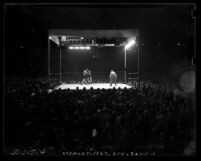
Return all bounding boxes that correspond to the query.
[4,77,195,155]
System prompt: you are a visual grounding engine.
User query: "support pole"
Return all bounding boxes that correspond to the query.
[59,45,62,83]
[48,35,50,83]
[124,48,127,83]
[138,34,140,88]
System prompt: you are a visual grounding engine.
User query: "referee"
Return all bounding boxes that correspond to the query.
[87,68,92,84]
[110,70,117,86]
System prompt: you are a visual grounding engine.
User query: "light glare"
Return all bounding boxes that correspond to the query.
[85,46,91,50]
[69,46,74,49]
[125,40,136,50]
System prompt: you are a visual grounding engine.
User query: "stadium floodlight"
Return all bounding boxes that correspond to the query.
[80,46,85,49]
[75,47,79,50]
[125,39,136,50]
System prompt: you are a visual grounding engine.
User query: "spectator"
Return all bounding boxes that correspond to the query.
[4,77,194,155]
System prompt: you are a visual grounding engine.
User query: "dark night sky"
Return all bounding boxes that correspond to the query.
[4,4,195,78]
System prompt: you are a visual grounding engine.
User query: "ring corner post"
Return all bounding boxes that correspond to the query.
[124,48,127,83]
[138,31,140,88]
[48,31,50,84]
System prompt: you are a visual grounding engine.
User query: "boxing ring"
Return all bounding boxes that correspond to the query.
[48,29,140,87]
[55,83,132,90]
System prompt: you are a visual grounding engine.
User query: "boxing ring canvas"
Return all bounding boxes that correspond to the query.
[55,83,132,90]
